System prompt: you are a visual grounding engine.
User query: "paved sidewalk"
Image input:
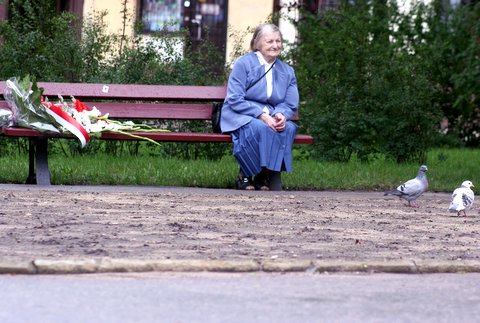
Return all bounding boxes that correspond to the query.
[0,184,479,274]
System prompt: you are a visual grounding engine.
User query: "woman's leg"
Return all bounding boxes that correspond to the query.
[232,119,297,189]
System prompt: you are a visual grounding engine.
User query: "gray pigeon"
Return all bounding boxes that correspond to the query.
[384,165,428,207]
[449,180,474,216]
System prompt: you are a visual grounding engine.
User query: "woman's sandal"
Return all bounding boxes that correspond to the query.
[254,173,270,191]
[236,175,255,190]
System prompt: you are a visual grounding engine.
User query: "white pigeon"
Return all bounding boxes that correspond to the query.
[384,165,429,207]
[449,180,475,216]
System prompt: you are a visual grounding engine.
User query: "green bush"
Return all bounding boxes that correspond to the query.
[0,0,81,81]
[0,0,227,85]
[383,0,480,147]
[292,2,442,163]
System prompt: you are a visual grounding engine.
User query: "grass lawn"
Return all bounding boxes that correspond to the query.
[0,148,478,193]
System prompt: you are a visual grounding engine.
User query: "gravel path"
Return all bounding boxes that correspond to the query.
[1,184,479,264]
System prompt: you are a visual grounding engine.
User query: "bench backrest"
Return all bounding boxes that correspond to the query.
[0,81,300,121]
[0,81,227,121]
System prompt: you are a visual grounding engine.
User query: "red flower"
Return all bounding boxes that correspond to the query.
[74,99,91,112]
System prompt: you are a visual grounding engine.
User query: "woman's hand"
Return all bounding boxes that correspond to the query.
[273,113,286,132]
[259,112,278,132]
[259,112,286,132]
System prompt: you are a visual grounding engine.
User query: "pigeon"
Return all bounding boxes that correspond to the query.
[449,180,474,216]
[384,165,428,207]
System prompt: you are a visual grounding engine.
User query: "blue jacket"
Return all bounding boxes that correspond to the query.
[220,52,299,133]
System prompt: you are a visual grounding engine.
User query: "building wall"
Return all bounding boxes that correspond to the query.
[81,0,294,65]
[226,0,274,63]
[82,0,137,35]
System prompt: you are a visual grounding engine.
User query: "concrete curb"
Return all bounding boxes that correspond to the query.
[1,258,480,275]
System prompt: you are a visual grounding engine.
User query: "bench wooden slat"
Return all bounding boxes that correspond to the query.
[1,127,314,144]
[1,127,230,142]
[1,100,216,120]
[89,102,216,120]
[86,102,300,121]
[42,82,228,101]
[1,81,227,101]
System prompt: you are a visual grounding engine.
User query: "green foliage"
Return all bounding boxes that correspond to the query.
[443,4,480,146]
[388,1,480,147]
[292,2,442,163]
[0,137,27,156]
[101,29,226,85]
[290,0,480,161]
[0,0,82,81]
[0,0,227,85]
[74,10,118,82]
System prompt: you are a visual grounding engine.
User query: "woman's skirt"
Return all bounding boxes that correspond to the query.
[231,118,297,177]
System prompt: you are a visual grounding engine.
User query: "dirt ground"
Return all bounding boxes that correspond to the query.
[0,184,479,263]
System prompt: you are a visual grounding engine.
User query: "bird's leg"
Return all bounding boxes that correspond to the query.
[407,201,419,208]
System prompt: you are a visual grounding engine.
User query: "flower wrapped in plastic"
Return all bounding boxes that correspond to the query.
[4,76,61,133]
[0,108,14,128]
[3,76,166,147]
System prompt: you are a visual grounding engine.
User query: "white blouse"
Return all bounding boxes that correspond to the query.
[255,51,274,99]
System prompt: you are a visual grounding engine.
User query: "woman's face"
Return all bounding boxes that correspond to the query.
[257,31,282,63]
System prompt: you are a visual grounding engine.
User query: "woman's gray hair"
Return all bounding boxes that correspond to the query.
[250,23,283,52]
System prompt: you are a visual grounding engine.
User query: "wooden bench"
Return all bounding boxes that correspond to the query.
[0,81,314,186]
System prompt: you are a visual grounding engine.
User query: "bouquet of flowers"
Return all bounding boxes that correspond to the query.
[2,76,165,147]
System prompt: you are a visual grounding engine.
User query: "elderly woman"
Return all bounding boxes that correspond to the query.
[220,23,299,191]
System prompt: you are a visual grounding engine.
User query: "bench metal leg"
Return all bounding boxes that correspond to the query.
[27,139,36,184]
[269,171,282,191]
[26,138,51,185]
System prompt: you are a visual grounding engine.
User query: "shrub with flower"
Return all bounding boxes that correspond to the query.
[2,76,165,147]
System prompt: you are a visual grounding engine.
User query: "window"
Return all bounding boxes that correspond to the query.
[139,0,228,64]
[141,0,183,32]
